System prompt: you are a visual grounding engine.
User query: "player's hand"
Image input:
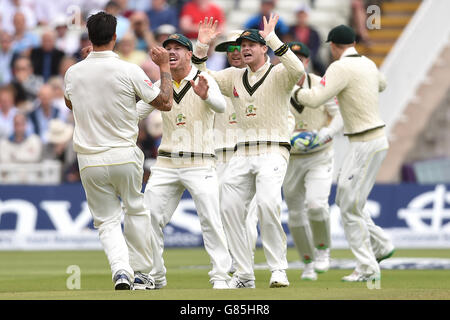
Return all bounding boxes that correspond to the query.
[259,13,279,39]
[198,17,221,45]
[150,46,169,66]
[315,127,332,147]
[81,45,93,59]
[191,75,209,100]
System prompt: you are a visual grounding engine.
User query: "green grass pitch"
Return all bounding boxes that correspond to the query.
[0,248,449,300]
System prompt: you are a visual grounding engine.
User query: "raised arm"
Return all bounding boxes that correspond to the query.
[191,17,234,97]
[260,14,305,89]
[147,46,173,111]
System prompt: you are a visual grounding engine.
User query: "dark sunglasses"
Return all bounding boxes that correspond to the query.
[227,45,241,52]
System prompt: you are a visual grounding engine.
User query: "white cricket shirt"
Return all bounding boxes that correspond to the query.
[64,50,160,170]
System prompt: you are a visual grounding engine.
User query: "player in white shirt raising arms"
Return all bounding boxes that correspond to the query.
[293,25,395,282]
[192,15,305,288]
[137,33,233,290]
[64,11,173,290]
[284,41,343,281]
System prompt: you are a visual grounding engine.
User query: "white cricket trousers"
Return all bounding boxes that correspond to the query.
[336,135,392,275]
[144,166,232,283]
[221,153,289,281]
[283,149,334,227]
[80,162,153,281]
[217,161,259,253]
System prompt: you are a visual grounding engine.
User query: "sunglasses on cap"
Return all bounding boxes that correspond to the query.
[227,45,241,52]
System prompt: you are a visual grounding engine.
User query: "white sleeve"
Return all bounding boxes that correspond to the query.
[63,69,71,100]
[201,73,226,113]
[129,64,161,104]
[136,80,160,120]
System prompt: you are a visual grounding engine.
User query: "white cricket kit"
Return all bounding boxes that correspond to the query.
[64,50,160,280]
[214,97,259,256]
[295,47,393,276]
[283,73,343,263]
[194,32,305,281]
[140,65,232,284]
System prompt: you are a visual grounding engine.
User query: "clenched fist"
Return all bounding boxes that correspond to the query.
[150,47,170,66]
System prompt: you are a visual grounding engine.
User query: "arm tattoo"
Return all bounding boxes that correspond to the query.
[159,71,173,103]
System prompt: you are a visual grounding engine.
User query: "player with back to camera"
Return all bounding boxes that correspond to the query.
[137,33,233,289]
[284,41,343,281]
[63,11,173,290]
[192,15,305,288]
[293,25,395,282]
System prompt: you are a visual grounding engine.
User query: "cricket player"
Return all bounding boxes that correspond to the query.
[212,30,259,272]
[138,33,232,289]
[293,25,395,282]
[63,12,173,290]
[193,15,305,288]
[284,42,343,281]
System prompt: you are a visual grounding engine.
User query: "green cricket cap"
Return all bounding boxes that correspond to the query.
[288,41,310,58]
[236,29,266,46]
[326,25,356,44]
[163,33,193,51]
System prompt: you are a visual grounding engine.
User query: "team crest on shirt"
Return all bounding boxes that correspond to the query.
[320,76,326,86]
[296,120,306,130]
[246,105,257,117]
[233,86,239,97]
[228,112,237,124]
[176,113,186,126]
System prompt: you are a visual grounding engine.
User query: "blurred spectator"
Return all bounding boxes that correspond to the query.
[116,32,148,66]
[286,4,326,75]
[0,85,18,139]
[104,0,131,41]
[0,112,42,163]
[0,32,15,85]
[179,0,225,39]
[73,32,92,61]
[128,0,152,12]
[146,0,179,31]
[244,0,289,40]
[52,15,81,56]
[154,23,177,46]
[11,11,40,55]
[46,118,79,182]
[58,56,77,79]
[30,29,65,82]
[129,11,155,51]
[351,0,370,44]
[48,76,71,121]
[10,56,44,110]
[0,0,37,34]
[28,84,66,144]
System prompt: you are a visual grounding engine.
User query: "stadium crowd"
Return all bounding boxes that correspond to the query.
[0,0,374,184]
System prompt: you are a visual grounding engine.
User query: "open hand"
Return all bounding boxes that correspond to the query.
[259,13,279,39]
[190,75,209,100]
[198,17,221,45]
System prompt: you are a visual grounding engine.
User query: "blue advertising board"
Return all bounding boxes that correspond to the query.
[0,183,449,249]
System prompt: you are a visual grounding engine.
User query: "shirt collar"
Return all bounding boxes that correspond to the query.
[184,64,199,81]
[86,50,119,59]
[340,47,358,59]
[246,57,271,76]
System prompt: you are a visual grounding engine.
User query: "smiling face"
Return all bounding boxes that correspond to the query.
[240,39,267,69]
[226,43,245,68]
[164,41,192,72]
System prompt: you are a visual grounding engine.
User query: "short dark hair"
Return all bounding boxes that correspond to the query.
[87,11,117,46]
